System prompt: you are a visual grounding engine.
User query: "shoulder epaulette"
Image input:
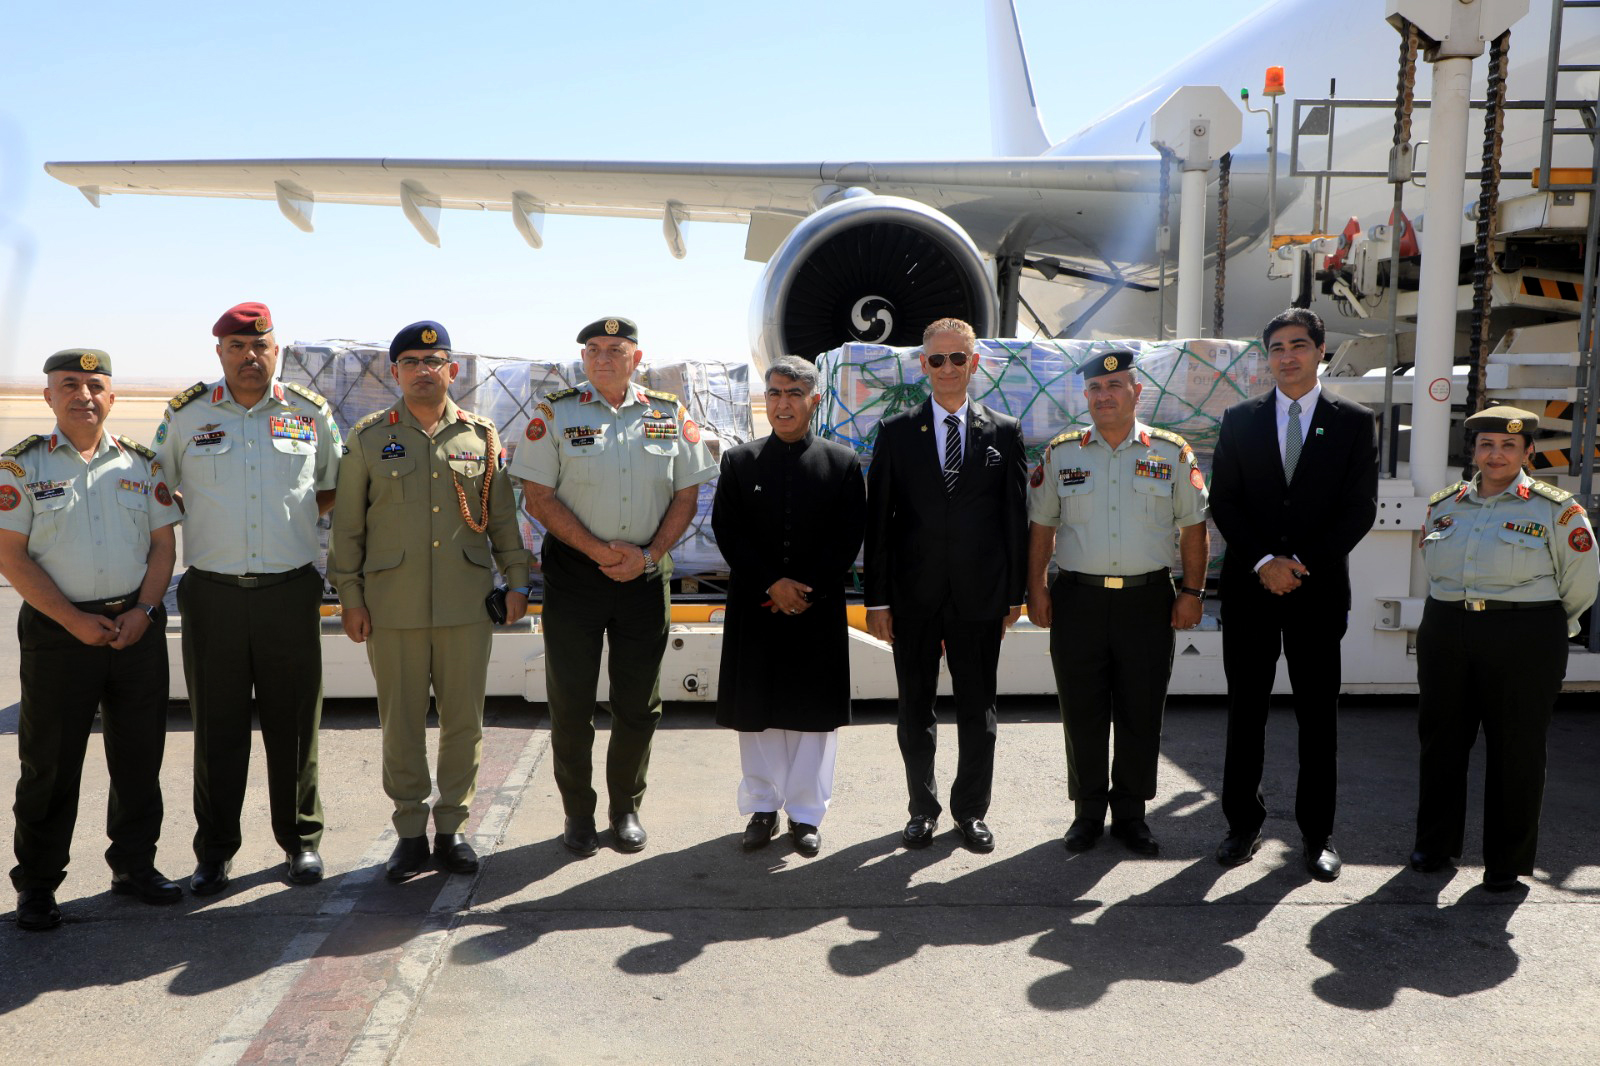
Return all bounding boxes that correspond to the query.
[1148,427,1190,449]
[1530,480,1574,504]
[284,381,327,407]
[642,387,679,404]
[543,387,579,403]
[1429,481,1464,505]
[118,436,155,461]
[169,381,207,411]
[352,410,389,433]
[3,435,42,458]
[1047,429,1085,449]
[457,409,491,428]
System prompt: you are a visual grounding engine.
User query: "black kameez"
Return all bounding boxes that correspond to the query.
[711,431,866,731]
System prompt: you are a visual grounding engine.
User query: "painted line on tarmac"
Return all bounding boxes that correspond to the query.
[191,715,547,1066]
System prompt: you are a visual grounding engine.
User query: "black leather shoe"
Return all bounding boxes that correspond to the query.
[385,836,431,882]
[563,816,599,857]
[611,813,648,853]
[1305,841,1342,882]
[1216,831,1263,867]
[434,834,479,875]
[1062,818,1103,852]
[957,817,995,853]
[1110,819,1159,856]
[15,888,61,931]
[190,860,233,897]
[742,812,780,850]
[110,867,183,905]
[789,819,821,857]
[902,815,938,849]
[1409,850,1449,873]
[286,849,324,885]
[1482,869,1522,893]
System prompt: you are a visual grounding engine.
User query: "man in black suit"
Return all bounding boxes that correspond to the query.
[865,318,1029,852]
[1209,307,1378,881]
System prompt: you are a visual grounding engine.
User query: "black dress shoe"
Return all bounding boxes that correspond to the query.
[563,816,599,857]
[789,819,821,857]
[1062,818,1103,852]
[15,888,61,931]
[1305,841,1342,882]
[111,867,183,905]
[611,813,648,853]
[190,860,233,897]
[1482,869,1522,893]
[958,817,995,853]
[1409,850,1449,873]
[286,849,324,885]
[1110,819,1159,856]
[1216,831,1264,867]
[434,834,479,875]
[385,836,431,882]
[742,812,780,851]
[902,814,938,849]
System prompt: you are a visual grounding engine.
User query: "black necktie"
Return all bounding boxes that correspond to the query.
[943,413,961,495]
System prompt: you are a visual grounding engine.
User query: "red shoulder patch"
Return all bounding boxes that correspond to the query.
[0,485,18,511]
[1570,527,1593,553]
[683,419,701,444]
[1190,467,1206,491]
[155,482,172,507]
[1029,463,1045,488]
[526,417,547,442]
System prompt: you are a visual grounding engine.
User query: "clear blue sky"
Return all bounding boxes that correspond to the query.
[4,0,1271,383]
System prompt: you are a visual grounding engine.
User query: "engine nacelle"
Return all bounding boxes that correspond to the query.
[749,193,997,369]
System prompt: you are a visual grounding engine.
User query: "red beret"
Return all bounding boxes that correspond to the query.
[212,302,274,338]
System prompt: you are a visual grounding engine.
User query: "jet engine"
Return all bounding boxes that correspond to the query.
[749,192,997,368]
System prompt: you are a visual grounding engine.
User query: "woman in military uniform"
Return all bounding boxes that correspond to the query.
[1412,406,1598,891]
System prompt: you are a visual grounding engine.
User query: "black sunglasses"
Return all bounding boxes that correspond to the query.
[924,351,971,368]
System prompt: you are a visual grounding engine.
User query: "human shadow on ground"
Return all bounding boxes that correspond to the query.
[1308,866,1525,1010]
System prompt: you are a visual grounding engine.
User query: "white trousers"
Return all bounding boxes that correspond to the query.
[737,729,839,826]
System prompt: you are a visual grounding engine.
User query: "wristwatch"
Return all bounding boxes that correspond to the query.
[640,548,658,576]
[1178,586,1206,601]
[138,602,160,619]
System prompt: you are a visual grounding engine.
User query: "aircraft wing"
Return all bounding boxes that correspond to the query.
[43,156,1181,267]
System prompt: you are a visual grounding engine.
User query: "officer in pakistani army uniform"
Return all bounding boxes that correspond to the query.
[329,321,530,882]
[510,317,717,857]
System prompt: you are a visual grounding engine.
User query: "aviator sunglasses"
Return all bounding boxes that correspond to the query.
[924,351,971,369]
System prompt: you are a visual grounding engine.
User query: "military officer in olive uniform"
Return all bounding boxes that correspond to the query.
[1025,350,1209,857]
[1412,405,1599,891]
[511,317,717,857]
[329,321,531,881]
[153,302,341,897]
[1,349,182,930]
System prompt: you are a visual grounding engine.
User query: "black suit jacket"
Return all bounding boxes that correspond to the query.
[1209,388,1379,611]
[865,399,1028,619]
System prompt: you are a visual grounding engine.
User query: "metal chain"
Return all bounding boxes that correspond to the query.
[1396,22,1418,156]
[1466,29,1511,419]
[1214,151,1231,338]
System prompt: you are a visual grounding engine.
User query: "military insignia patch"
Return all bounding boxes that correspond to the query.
[0,486,17,510]
[381,441,406,460]
[604,319,620,335]
[421,327,438,345]
[79,352,99,371]
[1180,445,1195,465]
[1431,515,1454,531]
[1559,503,1585,526]
[154,482,172,506]
[1103,355,1119,372]
[1571,528,1593,553]
[285,381,328,407]
[1516,482,1532,500]
[254,317,271,333]
[1506,418,1523,433]
[169,382,206,411]
[1190,467,1206,491]
[154,421,169,445]
[1029,464,1044,488]
[3,436,41,458]
[526,418,547,442]
[683,419,702,444]
[0,459,23,478]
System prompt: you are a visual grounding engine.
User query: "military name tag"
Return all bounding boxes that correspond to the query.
[191,431,226,448]
[381,441,407,461]
[1058,467,1090,486]
[1135,459,1173,481]
[27,480,67,500]
[269,414,317,442]
[565,426,602,447]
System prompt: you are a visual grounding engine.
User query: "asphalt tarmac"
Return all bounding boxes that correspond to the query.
[1,587,1597,1066]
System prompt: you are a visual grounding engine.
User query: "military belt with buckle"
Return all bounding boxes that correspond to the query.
[71,593,138,616]
[188,564,313,590]
[1063,569,1170,590]
[1435,597,1560,613]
